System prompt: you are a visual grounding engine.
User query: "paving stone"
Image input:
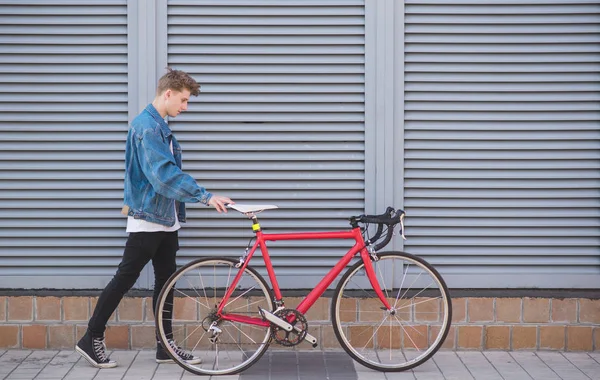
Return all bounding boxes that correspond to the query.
[457,351,503,380]
[509,351,561,380]
[433,351,474,380]
[562,352,600,380]
[483,351,532,380]
[536,351,591,380]
[2,349,600,380]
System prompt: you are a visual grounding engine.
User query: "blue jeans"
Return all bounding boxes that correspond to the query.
[88,231,178,340]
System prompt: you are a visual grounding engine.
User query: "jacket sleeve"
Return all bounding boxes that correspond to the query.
[135,128,213,205]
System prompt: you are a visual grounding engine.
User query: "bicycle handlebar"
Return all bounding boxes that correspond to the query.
[350,206,406,251]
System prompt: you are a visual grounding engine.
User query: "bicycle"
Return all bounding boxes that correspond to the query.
[155,204,452,376]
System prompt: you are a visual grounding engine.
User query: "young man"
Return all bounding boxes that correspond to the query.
[76,68,233,368]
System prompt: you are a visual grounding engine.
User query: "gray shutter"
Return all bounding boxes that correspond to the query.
[166,0,366,288]
[0,1,129,288]
[403,1,600,288]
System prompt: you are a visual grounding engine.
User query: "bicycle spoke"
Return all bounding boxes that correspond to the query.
[396,294,439,311]
[332,253,451,371]
[174,287,210,310]
[376,263,390,300]
[224,285,257,311]
[156,258,272,376]
[394,262,409,309]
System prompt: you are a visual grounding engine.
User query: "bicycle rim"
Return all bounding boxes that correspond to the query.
[332,252,452,372]
[156,257,273,376]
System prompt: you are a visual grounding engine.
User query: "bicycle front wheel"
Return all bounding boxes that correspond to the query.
[155,257,274,376]
[331,251,451,372]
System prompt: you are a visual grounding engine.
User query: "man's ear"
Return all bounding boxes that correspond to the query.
[164,89,172,100]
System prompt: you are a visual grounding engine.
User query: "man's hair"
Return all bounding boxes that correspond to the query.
[156,67,200,96]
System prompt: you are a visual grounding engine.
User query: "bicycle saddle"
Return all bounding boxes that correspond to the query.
[227,203,279,213]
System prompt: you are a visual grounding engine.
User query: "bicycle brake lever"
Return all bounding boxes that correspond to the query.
[400,213,406,240]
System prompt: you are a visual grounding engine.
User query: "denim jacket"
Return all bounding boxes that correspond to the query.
[123,104,213,226]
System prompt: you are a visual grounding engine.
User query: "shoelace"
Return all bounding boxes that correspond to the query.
[92,338,109,362]
[168,339,191,359]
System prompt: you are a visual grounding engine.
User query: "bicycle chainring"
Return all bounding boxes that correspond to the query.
[271,309,308,347]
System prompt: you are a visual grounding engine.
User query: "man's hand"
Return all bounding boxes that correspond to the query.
[208,195,233,213]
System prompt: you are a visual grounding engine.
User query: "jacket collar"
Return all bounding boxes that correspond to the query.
[144,103,172,138]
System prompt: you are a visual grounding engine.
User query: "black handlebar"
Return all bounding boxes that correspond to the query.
[350,206,405,251]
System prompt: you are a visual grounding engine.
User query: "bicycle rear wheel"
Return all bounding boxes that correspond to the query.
[331,251,451,372]
[155,257,273,376]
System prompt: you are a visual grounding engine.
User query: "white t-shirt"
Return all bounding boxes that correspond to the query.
[126,141,181,233]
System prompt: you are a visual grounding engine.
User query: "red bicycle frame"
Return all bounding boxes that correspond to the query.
[218,226,392,327]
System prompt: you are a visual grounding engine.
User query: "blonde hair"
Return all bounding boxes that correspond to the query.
[156,67,200,96]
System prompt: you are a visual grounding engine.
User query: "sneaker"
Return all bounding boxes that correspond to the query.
[156,339,202,364]
[75,331,117,369]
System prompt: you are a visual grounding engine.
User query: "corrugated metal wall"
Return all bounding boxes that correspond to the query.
[0,0,597,290]
[0,0,129,288]
[402,0,600,288]
[165,0,366,288]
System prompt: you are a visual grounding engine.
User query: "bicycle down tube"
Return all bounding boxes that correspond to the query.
[217,227,392,326]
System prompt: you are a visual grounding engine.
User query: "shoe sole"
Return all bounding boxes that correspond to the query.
[156,358,202,365]
[75,345,118,369]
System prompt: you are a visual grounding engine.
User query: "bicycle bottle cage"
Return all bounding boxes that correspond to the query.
[350,207,406,251]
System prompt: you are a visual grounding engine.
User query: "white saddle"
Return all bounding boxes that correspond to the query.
[227,203,279,214]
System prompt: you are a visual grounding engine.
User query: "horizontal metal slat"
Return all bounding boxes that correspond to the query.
[404,101,600,111]
[406,24,600,34]
[166,63,364,74]
[168,25,364,36]
[404,120,600,130]
[170,0,364,5]
[404,197,599,208]
[405,159,600,170]
[0,3,126,14]
[0,35,127,45]
[405,33,600,44]
[178,103,364,113]
[169,44,363,54]
[404,82,600,92]
[406,4,600,15]
[0,15,127,25]
[406,216,600,228]
[168,5,364,16]
[404,150,600,160]
[405,62,600,73]
[405,43,600,53]
[405,72,600,82]
[169,35,364,45]
[406,53,600,64]
[404,179,600,189]
[405,92,600,101]
[170,54,365,64]
[405,227,600,237]
[404,111,600,121]
[405,14,600,24]
[169,113,364,122]
[168,16,365,26]
[404,129,600,139]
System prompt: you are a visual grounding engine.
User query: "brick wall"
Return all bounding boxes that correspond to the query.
[0,296,598,351]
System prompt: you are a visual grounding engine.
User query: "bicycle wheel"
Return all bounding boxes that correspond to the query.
[331,251,451,372]
[155,257,274,376]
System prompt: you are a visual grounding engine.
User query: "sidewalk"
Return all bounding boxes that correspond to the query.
[1,349,599,380]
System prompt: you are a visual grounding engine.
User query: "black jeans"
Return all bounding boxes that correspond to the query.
[88,231,179,340]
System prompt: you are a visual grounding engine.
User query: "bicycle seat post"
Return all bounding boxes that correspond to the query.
[248,213,261,233]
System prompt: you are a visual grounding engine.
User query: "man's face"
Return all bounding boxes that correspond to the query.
[165,89,191,118]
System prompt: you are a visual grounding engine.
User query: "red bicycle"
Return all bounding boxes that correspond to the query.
[155,204,452,376]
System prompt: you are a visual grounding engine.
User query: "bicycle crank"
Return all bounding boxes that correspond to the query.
[258,307,318,348]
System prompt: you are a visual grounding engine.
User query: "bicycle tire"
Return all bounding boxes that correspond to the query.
[155,257,274,376]
[331,251,452,372]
